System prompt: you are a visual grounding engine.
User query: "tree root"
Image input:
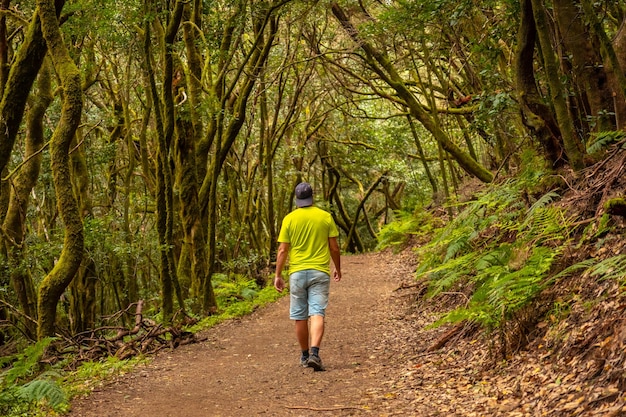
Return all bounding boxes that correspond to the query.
[59,300,197,367]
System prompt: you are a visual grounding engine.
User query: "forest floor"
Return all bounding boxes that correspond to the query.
[68,250,626,416]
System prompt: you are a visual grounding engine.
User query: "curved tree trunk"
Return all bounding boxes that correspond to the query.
[515,0,564,166]
[580,0,626,112]
[407,115,438,197]
[69,133,96,333]
[1,60,53,338]
[36,0,84,339]
[142,0,186,323]
[611,17,626,129]
[201,9,280,315]
[0,6,55,177]
[344,173,386,253]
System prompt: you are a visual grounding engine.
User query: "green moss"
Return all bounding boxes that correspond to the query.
[604,197,626,217]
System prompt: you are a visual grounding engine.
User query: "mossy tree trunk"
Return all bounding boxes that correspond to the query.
[530,0,585,171]
[407,115,438,198]
[68,134,97,333]
[553,0,616,133]
[142,0,187,323]
[515,0,564,167]
[36,0,84,339]
[197,2,282,315]
[344,172,386,253]
[1,60,53,338]
[610,16,626,128]
[579,0,626,116]
[0,7,54,184]
[176,0,207,308]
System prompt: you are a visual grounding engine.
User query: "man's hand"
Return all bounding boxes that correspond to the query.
[333,270,342,282]
[274,276,285,292]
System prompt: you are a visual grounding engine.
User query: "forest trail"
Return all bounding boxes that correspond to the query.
[67,251,626,416]
[68,252,414,416]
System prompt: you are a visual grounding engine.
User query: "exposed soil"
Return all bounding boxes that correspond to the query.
[68,250,626,416]
[68,252,407,416]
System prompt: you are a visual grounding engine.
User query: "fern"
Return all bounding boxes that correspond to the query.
[586,130,626,154]
[435,246,558,329]
[521,205,573,245]
[417,157,573,332]
[443,227,473,261]
[525,191,560,220]
[425,252,481,296]
[1,338,54,386]
[487,246,558,315]
[19,378,66,409]
[377,210,433,250]
[552,258,598,280]
[552,254,626,284]
[586,255,626,282]
[475,244,511,272]
[0,339,68,414]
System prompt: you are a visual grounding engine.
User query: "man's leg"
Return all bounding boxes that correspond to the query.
[295,319,309,350]
[309,315,324,348]
[306,271,329,371]
[307,315,325,371]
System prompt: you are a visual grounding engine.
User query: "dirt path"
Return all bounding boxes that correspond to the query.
[68,250,626,416]
[69,253,410,417]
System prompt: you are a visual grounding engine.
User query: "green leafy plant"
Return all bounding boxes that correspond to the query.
[188,275,284,332]
[62,355,147,401]
[376,210,434,251]
[554,254,626,285]
[0,338,68,415]
[586,130,626,154]
[415,158,573,335]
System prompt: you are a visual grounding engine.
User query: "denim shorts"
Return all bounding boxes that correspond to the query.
[289,269,330,320]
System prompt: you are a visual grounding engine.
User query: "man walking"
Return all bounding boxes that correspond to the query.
[274,182,342,371]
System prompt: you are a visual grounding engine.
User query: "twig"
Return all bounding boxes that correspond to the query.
[393,282,423,291]
[427,322,466,352]
[0,299,38,326]
[439,291,470,304]
[285,405,364,411]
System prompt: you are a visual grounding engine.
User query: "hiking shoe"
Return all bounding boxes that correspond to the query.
[307,354,325,371]
[300,356,309,367]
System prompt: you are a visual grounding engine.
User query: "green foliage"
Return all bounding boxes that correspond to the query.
[188,275,284,332]
[63,356,146,400]
[376,210,435,251]
[212,273,259,304]
[2,338,53,386]
[0,338,68,416]
[413,158,574,331]
[19,378,66,409]
[586,130,626,154]
[554,254,626,285]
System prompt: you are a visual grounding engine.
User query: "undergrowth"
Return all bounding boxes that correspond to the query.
[377,210,440,251]
[384,151,626,356]
[0,338,67,416]
[188,273,283,331]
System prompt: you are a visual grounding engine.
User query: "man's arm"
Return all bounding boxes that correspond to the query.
[274,242,290,292]
[329,237,342,282]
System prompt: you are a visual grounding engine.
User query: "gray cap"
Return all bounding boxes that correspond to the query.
[294,182,313,207]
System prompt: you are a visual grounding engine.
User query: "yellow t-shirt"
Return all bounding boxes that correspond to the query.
[277,206,339,275]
